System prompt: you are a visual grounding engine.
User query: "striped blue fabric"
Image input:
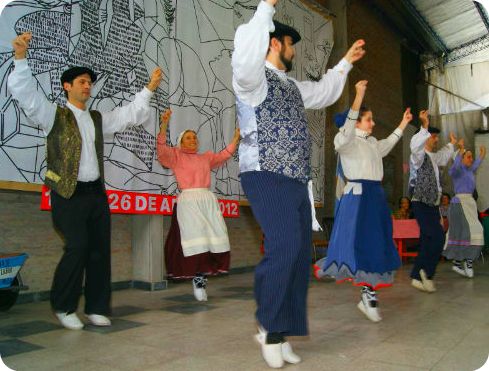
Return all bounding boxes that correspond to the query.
[241,171,311,336]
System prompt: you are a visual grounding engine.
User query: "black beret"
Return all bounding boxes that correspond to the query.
[270,21,301,45]
[61,66,97,85]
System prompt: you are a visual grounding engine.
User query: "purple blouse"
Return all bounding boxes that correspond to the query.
[448,154,481,203]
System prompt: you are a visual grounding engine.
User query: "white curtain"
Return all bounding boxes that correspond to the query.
[426,60,489,208]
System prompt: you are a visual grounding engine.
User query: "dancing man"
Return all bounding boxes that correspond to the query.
[232,0,365,367]
[409,110,456,293]
[8,32,162,329]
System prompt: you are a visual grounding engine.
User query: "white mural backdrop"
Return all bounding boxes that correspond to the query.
[0,0,333,202]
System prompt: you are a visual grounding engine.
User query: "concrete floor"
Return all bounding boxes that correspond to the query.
[1,260,489,371]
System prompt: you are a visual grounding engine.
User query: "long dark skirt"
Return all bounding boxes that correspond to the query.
[164,204,230,280]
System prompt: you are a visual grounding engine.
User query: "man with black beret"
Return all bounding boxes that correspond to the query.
[61,66,98,89]
[232,0,365,367]
[8,32,162,330]
[409,110,457,293]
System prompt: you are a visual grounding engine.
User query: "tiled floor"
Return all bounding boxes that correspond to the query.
[1,260,489,371]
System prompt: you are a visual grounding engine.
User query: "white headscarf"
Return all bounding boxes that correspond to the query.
[176,130,196,148]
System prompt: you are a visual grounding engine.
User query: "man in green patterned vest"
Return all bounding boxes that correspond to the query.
[9,32,163,330]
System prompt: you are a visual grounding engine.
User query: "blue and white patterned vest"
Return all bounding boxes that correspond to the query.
[410,153,439,206]
[236,68,311,183]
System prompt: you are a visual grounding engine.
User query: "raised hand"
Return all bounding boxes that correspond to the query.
[419,110,429,129]
[449,132,457,145]
[12,32,32,59]
[159,108,172,137]
[457,138,465,153]
[265,0,278,6]
[352,80,367,112]
[344,39,366,64]
[147,67,163,92]
[398,108,413,130]
[161,108,172,125]
[403,108,413,123]
[480,145,486,159]
[355,80,368,96]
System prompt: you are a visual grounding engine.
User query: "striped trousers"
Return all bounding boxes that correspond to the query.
[241,171,312,336]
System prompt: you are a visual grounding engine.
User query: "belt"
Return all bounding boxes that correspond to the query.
[75,179,104,193]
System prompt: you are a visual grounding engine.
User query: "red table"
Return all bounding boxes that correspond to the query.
[393,219,420,261]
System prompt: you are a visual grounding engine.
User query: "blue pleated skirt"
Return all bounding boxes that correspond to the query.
[316,179,401,289]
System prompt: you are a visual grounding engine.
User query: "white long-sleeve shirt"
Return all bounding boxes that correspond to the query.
[232,0,352,108]
[335,109,403,182]
[409,127,454,195]
[8,58,153,181]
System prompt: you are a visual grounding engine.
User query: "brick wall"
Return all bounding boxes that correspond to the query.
[319,0,408,214]
[0,190,262,296]
[0,190,133,293]
[348,0,405,209]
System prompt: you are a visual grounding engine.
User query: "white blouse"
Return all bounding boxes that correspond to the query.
[335,109,403,183]
[8,59,153,181]
[409,127,454,194]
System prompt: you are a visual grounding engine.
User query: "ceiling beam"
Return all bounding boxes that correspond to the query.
[423,33,489,69]
[474,1,489,32]
[400,0,449,56]
[446,33,489,63]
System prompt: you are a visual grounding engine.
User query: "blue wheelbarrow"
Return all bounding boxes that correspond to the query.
[0,253,29,311]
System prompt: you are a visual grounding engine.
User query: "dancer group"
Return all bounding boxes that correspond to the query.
[7,0,486,368]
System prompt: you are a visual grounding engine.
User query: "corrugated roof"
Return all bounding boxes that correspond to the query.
[411,0,489,65]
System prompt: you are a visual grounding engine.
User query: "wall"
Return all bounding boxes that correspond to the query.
[319,0,413,214]
[0,190,262,300]
[347,0,406,208]
[0,190,132,298]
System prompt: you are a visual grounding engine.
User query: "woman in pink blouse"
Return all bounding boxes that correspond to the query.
[157,109,240,301]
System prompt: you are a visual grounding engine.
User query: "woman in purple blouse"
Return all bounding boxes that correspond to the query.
[443,140,486,278]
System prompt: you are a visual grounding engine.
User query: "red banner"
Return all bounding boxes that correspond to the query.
[40,186,239,218]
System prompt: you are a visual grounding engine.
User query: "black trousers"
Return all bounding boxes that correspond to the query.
[50,180,111,315]
[411,201,446,280]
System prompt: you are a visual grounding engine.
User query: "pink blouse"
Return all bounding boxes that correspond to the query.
[156,134,237,190]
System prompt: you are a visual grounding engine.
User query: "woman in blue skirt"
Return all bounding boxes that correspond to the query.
[314,80,412,322]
